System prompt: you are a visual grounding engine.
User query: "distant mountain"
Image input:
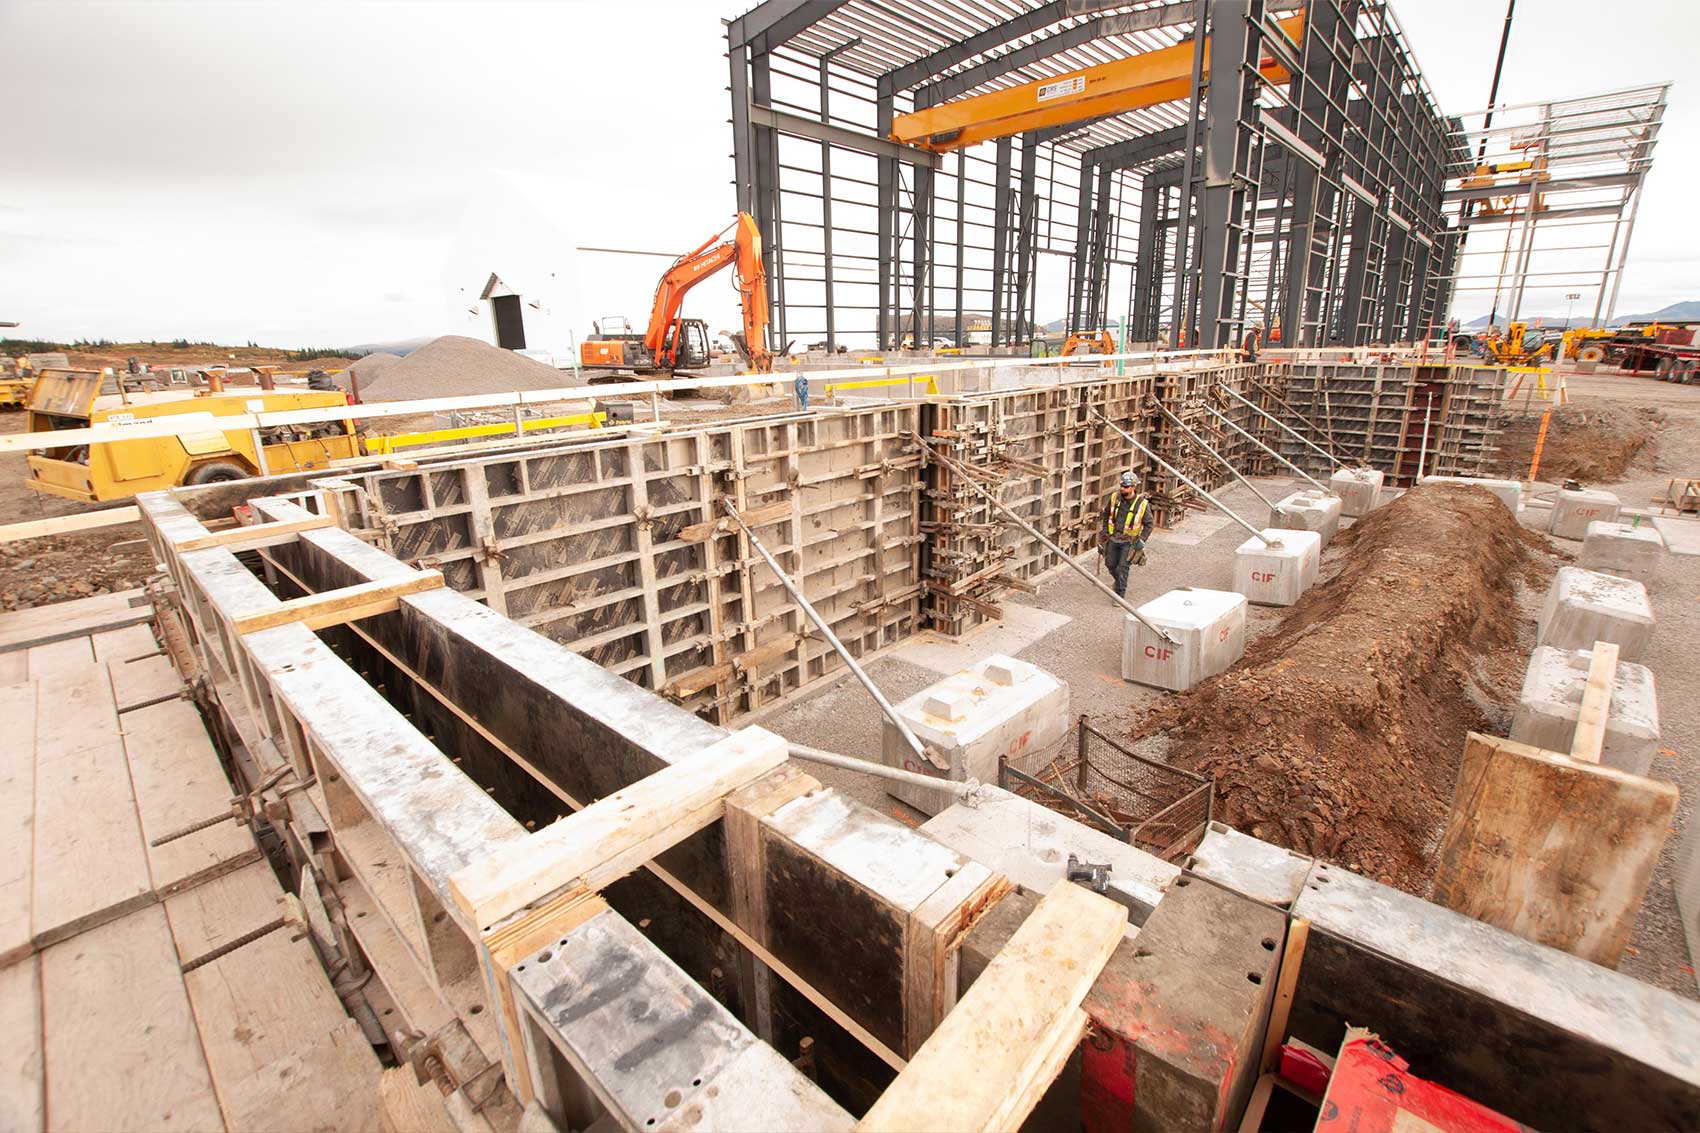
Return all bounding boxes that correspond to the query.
[1461,299,1700,329]
[342,336,434,357]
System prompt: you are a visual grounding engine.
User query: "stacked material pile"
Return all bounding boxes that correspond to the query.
[355,336,568,402]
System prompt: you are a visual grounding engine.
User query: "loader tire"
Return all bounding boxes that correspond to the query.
[184,460,250,486]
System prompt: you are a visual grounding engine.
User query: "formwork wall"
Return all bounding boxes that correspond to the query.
[318,406,922,724]
[1276,362,1510,485]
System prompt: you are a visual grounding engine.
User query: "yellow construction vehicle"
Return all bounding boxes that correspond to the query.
[1481,321,1553,367]
[23,370,360,503]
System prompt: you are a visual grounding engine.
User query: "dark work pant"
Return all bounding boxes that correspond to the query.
[1104,538,1136,596]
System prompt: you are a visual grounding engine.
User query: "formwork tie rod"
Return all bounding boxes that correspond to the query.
[786,741,989,806]
[1086,408,1277,549]
[721,499,934,769]
[1151,401,1277,513]
[1220,384,1343,471]
[1197,401,1334,495]
[909,434,1178,645]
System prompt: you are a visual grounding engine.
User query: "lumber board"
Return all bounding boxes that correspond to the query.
[678,499,792,543]
[1433,732,1678,967]
[450,726,789,932]
[121,698,258,895]
[1569,641,1619,764]
[170,513,335,553]
[24,638,92,681]
[232,570,444,635]
[1259,917,1310,1073]
[902,862,1010,1057]
[40,904,223,1133]
[0,506,140,543]
[858,881,1127,1132]
[0,955,42,1133]
[378,1066,457,1133]
[0,590,149,655]
[0,683,37,967]
[92,623,159,663]
[32,665,152,949]
[162,859,287,961]
[110,654,184,712]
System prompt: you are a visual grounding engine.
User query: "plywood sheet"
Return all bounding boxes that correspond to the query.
[121,699,256,894]
[40,904,222,1133]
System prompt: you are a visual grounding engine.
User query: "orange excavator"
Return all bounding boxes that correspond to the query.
[580,212,774,375]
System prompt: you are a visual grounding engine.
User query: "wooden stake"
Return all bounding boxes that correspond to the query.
[1569,641,1619,764]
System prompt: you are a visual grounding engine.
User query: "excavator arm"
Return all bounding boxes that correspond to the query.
[645,212,773,373]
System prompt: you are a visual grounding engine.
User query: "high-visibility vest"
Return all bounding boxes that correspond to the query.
[1107,494,1148,536]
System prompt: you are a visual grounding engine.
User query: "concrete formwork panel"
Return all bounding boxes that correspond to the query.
[1582,519,1666,584]
[1550,487,1622,541]
[1270,490,1342,545]
[1232,528,1321,607]
[1329,467,1384,517]
[1535,566,1655,661]
[879,655,1070,815]
[1122,589,1247,691]
[1420,475,1523,513]
[1511,645,1661,776]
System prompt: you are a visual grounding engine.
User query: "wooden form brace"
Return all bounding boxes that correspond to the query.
[170,513,336,553]
[231,571,444,635]
[859,881,1128,1132]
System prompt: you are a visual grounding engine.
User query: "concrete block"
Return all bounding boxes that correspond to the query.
[1676,821,1700,1000]
[1420,475,1523,513]
[1189,821,1314,909]
[1271,489,1343,545]
[1510,645,1660,776]
[880,654,1069,814]
[1329,467,1384,517]
[1122,588,1247,691]
[1550,486,1621,540]
[1232,528,1321,607]
[1535,566,1655,661]
[1581,519,1666,584]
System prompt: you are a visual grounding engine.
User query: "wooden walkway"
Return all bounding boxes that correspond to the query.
[0,595,382,1132]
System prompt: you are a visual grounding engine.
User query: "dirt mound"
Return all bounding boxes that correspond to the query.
[0,528,154,610]
[1491,403,1660,483]
[1126,484,1553,895]
[355,336,568,403]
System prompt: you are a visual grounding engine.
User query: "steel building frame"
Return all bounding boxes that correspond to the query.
[727,0,1458,352]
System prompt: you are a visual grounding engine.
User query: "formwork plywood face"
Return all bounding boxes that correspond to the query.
[330,407,920,725]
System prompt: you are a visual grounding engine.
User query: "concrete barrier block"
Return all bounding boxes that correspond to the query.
[1232,528,1321,607]
[1420,475,1523,513]
[1550,487,1621,540]
[1510,645,1661,776]
[1535,566,1654,661]
[1329,467,1384,517]
[1272,489,1343,545]
[880,654,1069,814]
[1581,520,1665,584]
[1122,588,1247,691]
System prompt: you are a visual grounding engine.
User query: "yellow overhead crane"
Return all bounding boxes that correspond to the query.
[890,13,1304,153]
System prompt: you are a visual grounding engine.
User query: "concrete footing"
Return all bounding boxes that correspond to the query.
[1420,475,1523,513]
[1122,589,1247,691]
[1232,528,1321,607]
[1510,645,1661,776]
[1581,520,1666,584]
[1271,490,1343,545]
[1329,467,1384,517]
[1550,487,1622,541]
[880,654,1069,814]
[1536,566,1655,661]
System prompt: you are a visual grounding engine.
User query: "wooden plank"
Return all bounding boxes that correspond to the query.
[0,506,139,544]
[40,904,223,1133]
[1569,641,1619,764]
[1258,916,1310,1073]
[32,665,152,949]
[1433,732,1678,967]
[111,655,185,712]
[121,699,259,896]
[92,624,159,663]
[231,570,444,635]
[0,653,24,683]
[378,1066,457,1133]
[161,860,286,961]
[677,499,793,543]
[0,683,37,967]
[170,513,335,553]
[858,881,1127,1133]
[24,638,92,681]
[449,726,789,932]
[902,863,1010,1057]
[0,956,43,1133]
[0,590,149,655]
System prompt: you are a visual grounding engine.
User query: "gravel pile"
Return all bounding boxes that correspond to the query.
[355,336,568,402]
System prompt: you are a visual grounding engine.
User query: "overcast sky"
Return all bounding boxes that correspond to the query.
[1,0,1693,349]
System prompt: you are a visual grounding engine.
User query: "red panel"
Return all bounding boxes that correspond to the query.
[1314,1029,1533,1133]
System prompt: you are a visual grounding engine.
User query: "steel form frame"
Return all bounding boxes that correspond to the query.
[729,0,1457,354]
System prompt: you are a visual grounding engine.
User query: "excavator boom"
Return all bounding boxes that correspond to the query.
[643,212,772,373]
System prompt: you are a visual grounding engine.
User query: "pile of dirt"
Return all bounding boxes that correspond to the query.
[0,528,155,611]
[354,336,568,403]
[1124,484,1555,895]
[1490,403,1660,483]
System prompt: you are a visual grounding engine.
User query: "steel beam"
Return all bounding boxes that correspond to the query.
[747,104,939,169]
[727,0,849,53]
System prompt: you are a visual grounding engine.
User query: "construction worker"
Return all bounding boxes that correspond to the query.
[1100,471,1154,597]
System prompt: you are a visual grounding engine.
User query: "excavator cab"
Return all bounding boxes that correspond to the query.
[664,319,711,370]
